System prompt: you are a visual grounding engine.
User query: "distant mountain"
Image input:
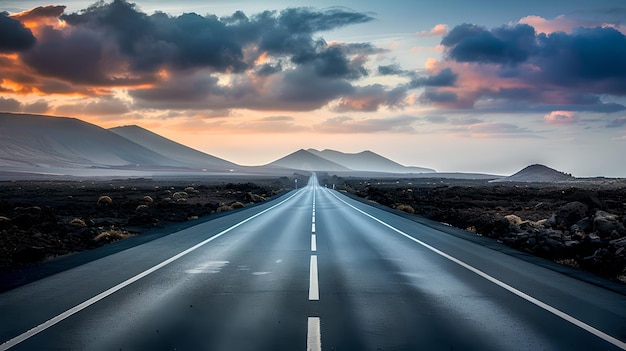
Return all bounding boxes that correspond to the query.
[493,164,574,183]
[267,149,350,171]
[109,125,238,171]
[0,113,179,168]
[308,149,435,173]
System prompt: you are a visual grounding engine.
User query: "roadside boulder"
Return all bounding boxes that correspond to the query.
[593,210,626,238]
[550,201,588,228]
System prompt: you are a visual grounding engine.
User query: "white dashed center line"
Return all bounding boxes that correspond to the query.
[307,317,322,351]
[309,255,319,301]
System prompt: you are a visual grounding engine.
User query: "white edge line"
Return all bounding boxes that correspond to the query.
[311,234,317,252]
[312,223,316,233]
[0,189,304,351]
[309,255,319,301]
[307,316,322,351]
[327,189,626,350]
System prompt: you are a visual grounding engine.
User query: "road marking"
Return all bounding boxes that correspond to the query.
[0,190,304,351]
[311,234,317,252]
[309,255,319,301]
[307,317,322,351]
[312,216,315,223]
[312,223,316,233]
[328,190,626,351]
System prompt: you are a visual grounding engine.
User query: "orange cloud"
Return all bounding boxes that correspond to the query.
[11,5,67,36]
[416,24,449,37]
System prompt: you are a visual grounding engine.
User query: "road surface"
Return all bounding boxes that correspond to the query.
[1,174,625,350]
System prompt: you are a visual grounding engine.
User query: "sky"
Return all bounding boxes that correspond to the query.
[1,0,626,177]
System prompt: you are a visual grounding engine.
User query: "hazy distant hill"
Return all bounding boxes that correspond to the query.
[0,113,179,168]
[109,125,238,171]
[308,149,435,173]
[268,149,350,171]
[493,164,574,183]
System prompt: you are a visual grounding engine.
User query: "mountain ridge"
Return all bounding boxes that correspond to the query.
[0,113,179,168]
[307,148,435,173]
[109,125,238,170]
[266,149,350,171]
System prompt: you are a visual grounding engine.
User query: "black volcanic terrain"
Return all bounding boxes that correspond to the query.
[326,170,626,283]
[0,176,303,277]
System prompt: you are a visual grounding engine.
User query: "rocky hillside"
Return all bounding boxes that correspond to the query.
[493,164,574,182]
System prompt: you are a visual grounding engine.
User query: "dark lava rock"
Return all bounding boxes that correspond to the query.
[552,201,588,228]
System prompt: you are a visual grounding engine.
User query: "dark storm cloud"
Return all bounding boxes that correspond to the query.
[12,0,385,110]
[255,7,373,55]
[419,90,458,104]
[0,12,36,52]
[534,27,626,94]
[52,1,373,76]
[377,64,406,76]
[292,44,367,79]
[21,26,112,85]
[274,66,356,109]
[442,24,626,90]
[410,68,458,87]
[437,23,626,111]
[256,62,283,76]
[130,66,357,111]
[441,23,536,64]
[61,1,248,73]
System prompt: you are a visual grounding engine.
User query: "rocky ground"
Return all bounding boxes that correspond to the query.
[326,175,626,283]
[0,176,303,270]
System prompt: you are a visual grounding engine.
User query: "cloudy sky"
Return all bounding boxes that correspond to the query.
[1,0,626,176]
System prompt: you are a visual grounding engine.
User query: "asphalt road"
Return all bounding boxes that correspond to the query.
[1,174,625,350]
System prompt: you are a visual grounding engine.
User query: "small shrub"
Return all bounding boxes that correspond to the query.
[246,192,266,202]
[136,204,149,212]
[217,205,233,213]
[504,214,523,226]
[396,204,415,214]
[94,227,132,243]
[143,196,153,203]
[69,218,87,227]
[184,187,195,192]
[556,258,580,269]
[231,201,245,209]
[97,195,112,206]
[0,216,11,222]
[172,191,188,200]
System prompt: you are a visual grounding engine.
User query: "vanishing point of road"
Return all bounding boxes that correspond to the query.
[1,174,625,350]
